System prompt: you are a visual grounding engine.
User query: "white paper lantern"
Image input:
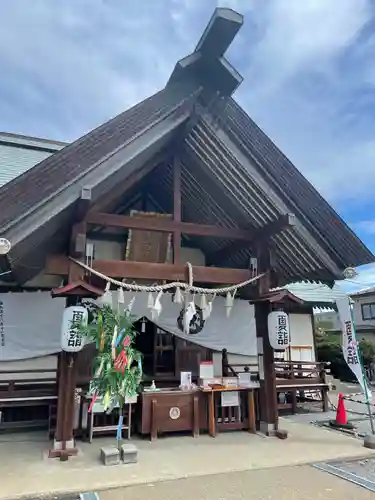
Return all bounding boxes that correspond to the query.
[61,305,88,352]
[267,310,290,350]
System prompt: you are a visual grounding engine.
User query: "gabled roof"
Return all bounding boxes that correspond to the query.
[51,280,103,298]
[273,282,348,306]
[0,7,373,286]
[256,289,304,305]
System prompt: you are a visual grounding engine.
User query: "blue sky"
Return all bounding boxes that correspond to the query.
[1,0,375,291]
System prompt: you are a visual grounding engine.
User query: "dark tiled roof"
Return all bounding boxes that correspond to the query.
[0,5,373,285]
[0,82,195,229]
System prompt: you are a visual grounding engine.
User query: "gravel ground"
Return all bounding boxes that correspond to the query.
[97,466,374,500]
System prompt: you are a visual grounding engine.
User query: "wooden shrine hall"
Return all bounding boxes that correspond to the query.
[0,8,373,460]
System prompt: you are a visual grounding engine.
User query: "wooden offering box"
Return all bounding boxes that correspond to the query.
[138,388,199,441]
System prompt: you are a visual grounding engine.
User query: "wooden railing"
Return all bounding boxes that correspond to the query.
[221,349,258,379]
[274,360,330,413]
[275,360,329,386]
[0,368,58,433]
[0,368,57,400]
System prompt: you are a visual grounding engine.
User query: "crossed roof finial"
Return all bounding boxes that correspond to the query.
[167,8,244,97]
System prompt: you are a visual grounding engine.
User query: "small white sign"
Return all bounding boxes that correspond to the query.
[221,391,240,407]
[180,371,192,388]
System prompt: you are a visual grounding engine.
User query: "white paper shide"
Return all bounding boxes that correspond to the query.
[61,305,88,352]
[267,311,290,350]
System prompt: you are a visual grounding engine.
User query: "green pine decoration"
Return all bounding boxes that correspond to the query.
[80,304,143,410]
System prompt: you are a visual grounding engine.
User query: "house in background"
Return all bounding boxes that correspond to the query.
[0,132,66,187]
[314,286,375,344]
[350,287,375,342]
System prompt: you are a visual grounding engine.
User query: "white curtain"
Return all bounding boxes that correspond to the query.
[114,291,257,356]
[0,290,258,361]
[0,292,65,361]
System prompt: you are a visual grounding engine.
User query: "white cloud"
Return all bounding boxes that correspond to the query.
[265,0,368,65]
[0,0,374,208]
[0,0,191,139]
[234,0,374,202]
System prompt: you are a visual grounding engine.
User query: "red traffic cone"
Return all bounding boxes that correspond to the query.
[330,393,354,430]
[335,393,347,425]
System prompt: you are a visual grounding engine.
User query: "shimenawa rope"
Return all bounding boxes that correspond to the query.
[70,258,264,295]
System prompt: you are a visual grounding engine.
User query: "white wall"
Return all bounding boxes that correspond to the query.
[288,313,315,362]
[352,295,375,328]
[289,313,314,346]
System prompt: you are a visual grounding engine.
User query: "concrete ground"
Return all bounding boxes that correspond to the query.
[1,417,375,499]
[285,383,375,436]
[100,466,375,500]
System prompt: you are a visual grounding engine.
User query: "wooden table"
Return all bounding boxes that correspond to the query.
[201,386,257,438]
[139,388,200,441]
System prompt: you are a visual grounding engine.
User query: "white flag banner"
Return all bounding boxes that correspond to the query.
[336,297,371,400]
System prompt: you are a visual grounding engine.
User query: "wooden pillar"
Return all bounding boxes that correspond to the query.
[255,246,278,435]
[173,157,181,264]
[255,301,278,435]
[49,295,80,460]
[49,246,85,459]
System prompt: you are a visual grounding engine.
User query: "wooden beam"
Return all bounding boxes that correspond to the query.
[88,153,167,214]
[46,255,254,285]
[208,213,296,264]
[173,157,182,263]
[84,212,254,240]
